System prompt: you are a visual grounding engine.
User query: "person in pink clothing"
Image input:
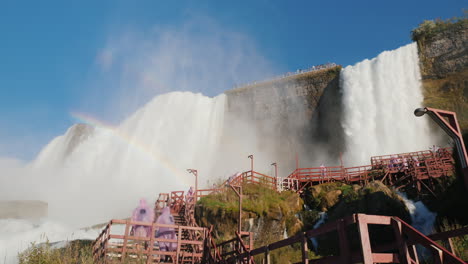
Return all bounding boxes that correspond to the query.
[131,198,154,238]
[156,207,177,261]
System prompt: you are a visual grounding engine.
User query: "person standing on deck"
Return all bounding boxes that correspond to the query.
[131,198,154,238]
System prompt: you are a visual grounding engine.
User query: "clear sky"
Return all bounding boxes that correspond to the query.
[0,0,466,160]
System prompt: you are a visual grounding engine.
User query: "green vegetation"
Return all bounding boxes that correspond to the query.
[18,240,93,264]
[411,12,468,41]
[196,183,303,245]
[436,218,468,261]
[198,183,302,218]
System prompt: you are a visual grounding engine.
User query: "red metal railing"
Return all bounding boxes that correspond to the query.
[92,219,207,264]
[283,148,454,193]
[219,214,466,264]
[95,146,461,263]
[215,231,254,264]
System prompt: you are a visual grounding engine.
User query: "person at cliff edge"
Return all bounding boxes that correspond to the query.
[156,207,177,262]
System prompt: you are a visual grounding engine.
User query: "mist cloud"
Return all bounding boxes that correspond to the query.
[86,16,276,123]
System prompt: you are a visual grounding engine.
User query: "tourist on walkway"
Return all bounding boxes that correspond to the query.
[131,198,154,238]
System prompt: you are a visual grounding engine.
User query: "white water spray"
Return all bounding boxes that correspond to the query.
[398,192,436,235]
[0,92,226,263]
[310,212,328,251]
[340,43,434,165]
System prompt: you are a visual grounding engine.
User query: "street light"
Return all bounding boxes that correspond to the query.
[271,162,278,191]
[187,169,198,203]
[414,107,468,191]
[248,155,254,172]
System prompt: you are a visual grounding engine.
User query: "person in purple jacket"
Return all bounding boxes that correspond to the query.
[156,207,177,261]
[131,198,154,238]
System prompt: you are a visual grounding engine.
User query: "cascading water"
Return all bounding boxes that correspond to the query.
[22,92,225,226]
[398,192,436,235]
[0,43,442,264]
[310,212,327,251]
[0,92,225,263]
[340,43,435,165]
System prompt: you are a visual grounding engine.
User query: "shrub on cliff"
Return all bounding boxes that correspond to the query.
[411,14,468,41]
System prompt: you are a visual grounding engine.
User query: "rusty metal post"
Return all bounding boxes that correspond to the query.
[264,246,270,264]
[301,232,309,264]
[296,152,299,170]
[229,184,243,235]
[337,219,351,263]
[121,221,131,262]
[392,218,410,264]
[147,222,156,264]
[415,107,468,192]
[176,226,182,264]
[271,162,278,190]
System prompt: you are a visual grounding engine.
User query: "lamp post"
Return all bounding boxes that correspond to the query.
[187,169,198,203]
[414,107,468,191]
[271,162,278,191]
[248,155,254,172]
[228,184,243,234]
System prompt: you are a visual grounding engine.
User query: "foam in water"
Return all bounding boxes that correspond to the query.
[340,43,434,165]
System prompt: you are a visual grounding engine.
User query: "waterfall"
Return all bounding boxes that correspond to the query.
[398,192,436,235]
[310,212,328,251]
[340,43,434,165]
[0,43,441,263]
[1,92,226,227]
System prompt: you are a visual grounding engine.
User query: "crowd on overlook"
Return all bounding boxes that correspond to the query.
[233,62,338,89]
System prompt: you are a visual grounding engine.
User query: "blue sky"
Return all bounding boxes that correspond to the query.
[0,0,465,160]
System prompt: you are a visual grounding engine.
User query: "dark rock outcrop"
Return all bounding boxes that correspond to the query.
[222,67,343,172]
[63,124,94,158]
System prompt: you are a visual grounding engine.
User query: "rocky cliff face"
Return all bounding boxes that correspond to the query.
[417,20,468,131]
[222,67,343,172]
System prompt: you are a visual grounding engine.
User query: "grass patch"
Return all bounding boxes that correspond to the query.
[18,240,93,264]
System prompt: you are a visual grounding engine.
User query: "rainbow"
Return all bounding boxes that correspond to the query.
[70,111,193,186]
